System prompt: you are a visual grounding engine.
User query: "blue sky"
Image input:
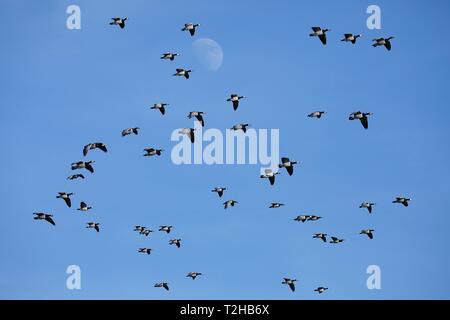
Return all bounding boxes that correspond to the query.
[1,0,449,299]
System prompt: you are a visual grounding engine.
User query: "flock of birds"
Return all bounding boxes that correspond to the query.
[32,17,410,296]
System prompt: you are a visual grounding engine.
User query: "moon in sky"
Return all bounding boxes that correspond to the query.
[192,38,224,71]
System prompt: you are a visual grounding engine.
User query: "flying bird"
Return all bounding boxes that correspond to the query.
[278,157,297,176]
[307,215,322,221]
[154,282,169,291]
[282,278,297,292]
[211,187,227,197]
[138,248,152,255]
[161,52,179,61]
[67,174,84,180]
[56,192,73,208]
[260,169,279,186]
[360,229,375,239]
[329,236,344,244]
[269,203,285,208]
[151,103,168,115]
[134,226,146,232]
[169,239,182,248]
[360,202,375,213]
[227,94,245,111]
[77,201,92,212]
[33,213,55,226]
[393,197,411,207]
[313,233,328,242]
[188,111,205,127]
[223,200,238,209]
[86,222,100,232]
[187,272,202,280]
[372,37,394,51]
[143,148,163,157]
[83,142,107,157]
[110,17,127,29]
[341,33,362,44]
[314,287,329,294]
[294,215,310,222]
[310,27,330,45]
[173,68,192,79]
[71,160,95,173]
[179,128,195,143]
[181,23,200,36]
[349,111,372,129]
[230,123,250,133]
[140,229,153,236]
[159,225,173,234]
[122,127,139,136]
[308,111,326,119]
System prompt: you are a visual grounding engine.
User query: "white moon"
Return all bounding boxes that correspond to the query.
[192,38,224,71]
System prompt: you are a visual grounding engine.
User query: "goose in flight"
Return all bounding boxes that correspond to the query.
[179,128,195,143]
[282,278,297,292]
[329,236,344,244]
[181,23,200,36]
[161,52,179,61]
[151,103,168,115]
[141,229,153,236]
[67,174,84,180]
[138,248,152,255]
[294,215,310,222]
[110,17,127,29]
[313,233,328,242]
[349,111,372,129]
[260,169,279,186]
[308,215,322,221]
[223,200,238,209]
[212,187,227,197]
[314,287,329,294]
[360,202,375,213]
[372,37,394,51]
[308,111,326,119]
[278,157,297,176]
[310,27,329,45]
[173,68,192,79]
[159,225,173,234]
[154,282,169,291]
[360,229,375,239]
[83,142,107,157]
[134,226,145,232]
[144,148,163,157]
[86,222,100,232]
[188,111,205,127]
[393,197,411,207]
[71,160,95,173]
[269,203,285,208]
[230,123,250,133]
[33,213,55,226]
[227,94,245,111]
[122,127,139,136]
[341,33,362,44]
[186,272,202,280]
[169,239,182,248]
[56,192,73,208]
[77,201,92,212]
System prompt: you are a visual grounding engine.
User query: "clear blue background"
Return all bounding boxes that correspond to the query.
[1,0,449,299]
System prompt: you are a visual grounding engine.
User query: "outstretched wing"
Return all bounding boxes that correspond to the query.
[360,117,369,129]
[45,216,56,226]
[319,34,327,45]
[286,165,294,176]
[64,197,71,208]
[289,282,295,292]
